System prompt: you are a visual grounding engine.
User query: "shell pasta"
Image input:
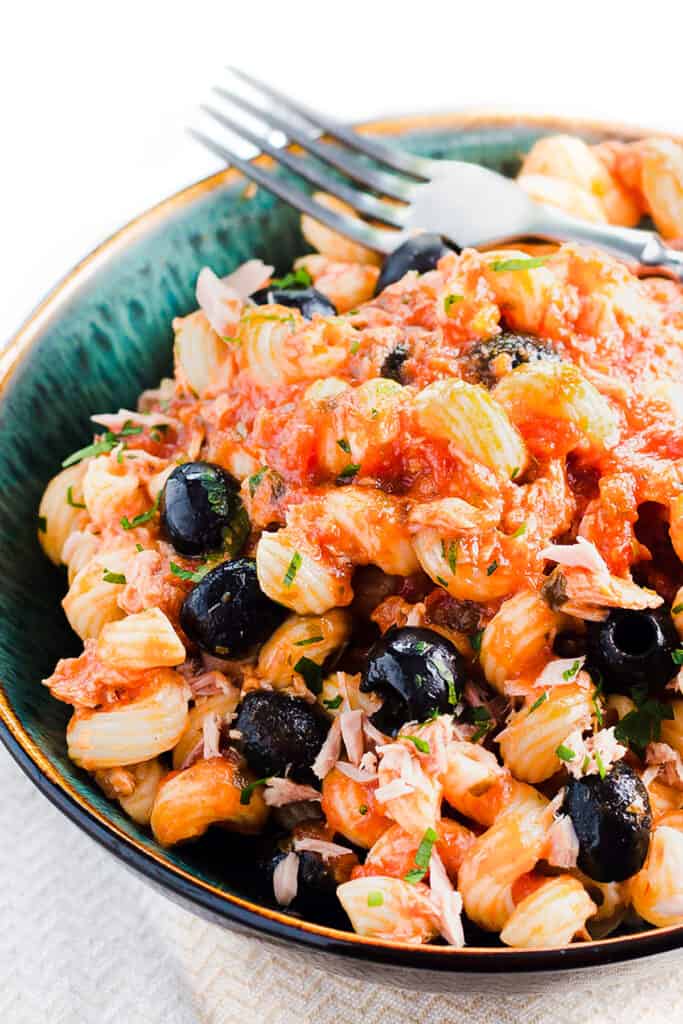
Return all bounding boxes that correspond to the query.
[38,131,683,951]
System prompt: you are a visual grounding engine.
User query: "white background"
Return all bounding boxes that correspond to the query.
[2,0,683,343]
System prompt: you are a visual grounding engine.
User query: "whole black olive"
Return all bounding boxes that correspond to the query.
[562,761,652,882]
[259,838,356,919]
[466,332,560,389]
[235,690,330,778]
[250,286,337,318]
[379,342,410,383]
[179,559,287,657]
[161,461,249,557]
[585,608,679,694]
[374,233,452,295]
[360,626,465,735]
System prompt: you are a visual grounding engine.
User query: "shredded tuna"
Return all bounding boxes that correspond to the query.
[546,814,580,869]
[191,671,233,697]
[534,657,587,689]
[335,761,378,784]
[293,837,354,859]
[196,267,243,337]
[363,718,389,749]
[91,408,176,431]
[340,708,364,765]
[562,727,627,779]
[374,778,415,802]
[223,258,273,299]
[273,851,299,907]
[264,778,322,807]
[312,716,342,779]
[428,849,465,947]
[645,742,683,790]
[202,712,222,760]
[667,668,683,695]
[399,715,453,776]
[540,536,610,575]
[179,736,204,771]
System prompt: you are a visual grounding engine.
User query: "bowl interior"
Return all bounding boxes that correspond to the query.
[0,117,664,962]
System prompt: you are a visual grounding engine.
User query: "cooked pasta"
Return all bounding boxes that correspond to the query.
[38,131,683,951]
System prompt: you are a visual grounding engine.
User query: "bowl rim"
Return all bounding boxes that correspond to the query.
[2,108,683,974]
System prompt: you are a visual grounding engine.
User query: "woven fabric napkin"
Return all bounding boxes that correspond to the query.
[1,744,680,1024]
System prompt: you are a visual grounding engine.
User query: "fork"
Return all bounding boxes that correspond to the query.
[190,68,683,281]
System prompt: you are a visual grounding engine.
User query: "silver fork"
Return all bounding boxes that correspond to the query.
[190,68,683,281]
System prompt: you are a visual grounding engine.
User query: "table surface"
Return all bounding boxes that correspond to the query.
[2,3,683,1021]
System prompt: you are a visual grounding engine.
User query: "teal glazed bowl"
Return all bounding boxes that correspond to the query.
[2,112,683,993]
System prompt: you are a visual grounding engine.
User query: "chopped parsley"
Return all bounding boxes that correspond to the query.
[248,466,269,496]
[510,466,520,480]
[336,438,351,454]
[240,778,270,805]
[169,561,209,583]
[102,569,126,585]
[511,522,527,539]
[672,649,683,666]
[404,735,430,754]
[37,515,47,533]
[595,750,607,780]
[444,293,464,314]
[435,575,449,588]
[120,494,160,530]
[528,691,548,714]
[323,694,343,710]
[66,486,86,509]
[556,743,576,762]
[405,827,438,884]
[338,463,361,479]
[486,560,498,576]
[135,543,144,552]
[615,689,674,753]
[293,635,324,647]
[283,551,302,587]
[562,659,581,681]
[490,256,548,272]
[673,604,683,615]
[61,422,144,468]
[294,656,323,694]
[270,267,312,289]
[469,706,493,743]
[470,629,484,654]
[367,891,384,907]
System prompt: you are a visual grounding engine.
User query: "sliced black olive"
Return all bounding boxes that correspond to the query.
[235,690,329,778]
[360,625,465,735]
[562,761,652,882]
[250,286,337,318]
[466,332,560,389]
[259,835,356,919]
[585,608,679,694]
[374,233,452,295]
[160,461,248,557]
[379,342,410,383]
[179,558,287,657]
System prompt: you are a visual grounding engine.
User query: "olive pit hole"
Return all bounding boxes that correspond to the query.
[611,613,657,659]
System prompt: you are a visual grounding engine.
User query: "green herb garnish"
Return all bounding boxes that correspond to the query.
[338,463,361,479]
[294,656,323,694]
[595,750,607,780]
[562,659,581,681]
[511,466,520,480]
[283,551,302,587]
[66,486,86,509]
[486,560,498,576]
[615,692,674,753]
[556,744,576,762]
[447,540,458,575]
[240,778,270,805]
[470,630,484,653]
[323,694,343,710]
[491,256,548,272]
[248,466,269,496]
[102,569,126,585]
[673,649,683,665]
[169,561,209,583]
[120,494,160,530]
[358,804,368,815]
[405,827,438,884]
[673,604,683,615]
[404,735,430,754]
[336,438,351,454]
[270,267,312,289]
[512,523,527,539]
[444,293,464,314]
[528,692,548,714]
[293,635,324,647]
[367,891,384,907]
[37,515,47,532]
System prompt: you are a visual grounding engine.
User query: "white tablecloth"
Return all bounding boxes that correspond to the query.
[2,742,682,1023]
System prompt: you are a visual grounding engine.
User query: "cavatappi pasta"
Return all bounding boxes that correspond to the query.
[39,131,683,951]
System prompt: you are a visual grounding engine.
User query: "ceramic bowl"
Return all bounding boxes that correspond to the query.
[2,112,682,993]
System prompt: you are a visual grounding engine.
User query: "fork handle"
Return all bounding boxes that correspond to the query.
[528,207,683,281]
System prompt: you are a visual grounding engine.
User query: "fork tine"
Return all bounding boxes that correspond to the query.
[189,128,400,255]
[213,84,415,203]
[200,103,406,229]
[229,66,432,182]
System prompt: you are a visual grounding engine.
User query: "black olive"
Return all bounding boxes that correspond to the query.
[179,559,287,657]
[585,608,679,694]
[259,839,355,920]
[552,631,586,660]
[374,233,452,295]
[160,461,249,557]
[562,761,652,882]
[360,626,465,735]
[379,342,410,383]
[466,332,560,389]
[235,690,329,778]
[250,286,337,318]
